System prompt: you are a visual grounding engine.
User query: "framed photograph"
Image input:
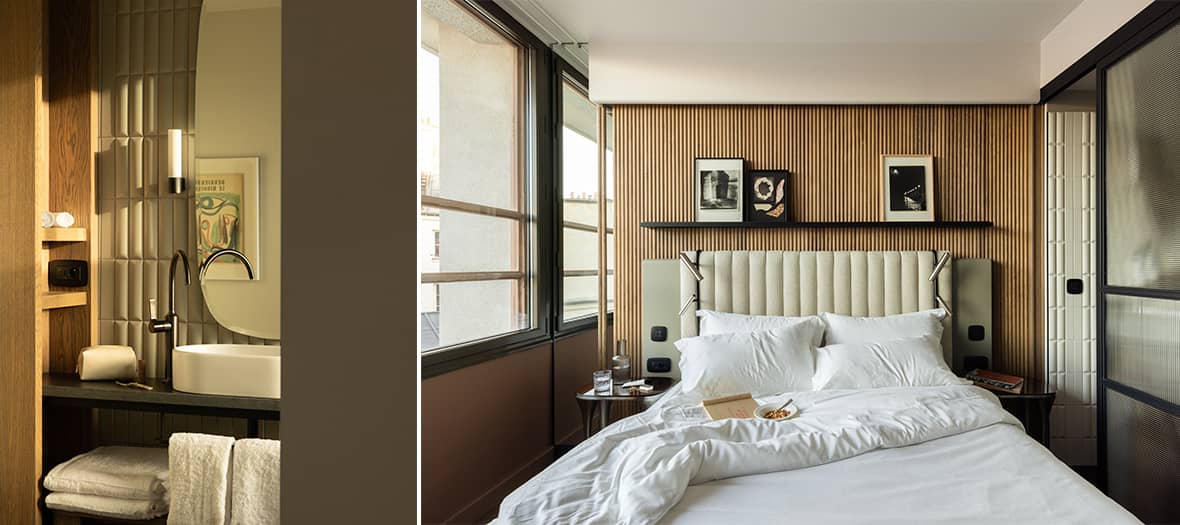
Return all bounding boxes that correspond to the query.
[694,157,744,222]
[881,155,935,222]
[195,157,260,280]
[746,170,789,222]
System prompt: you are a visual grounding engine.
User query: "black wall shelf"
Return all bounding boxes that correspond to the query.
[640,220,993,229]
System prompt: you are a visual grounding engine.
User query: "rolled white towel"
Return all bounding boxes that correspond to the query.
[168,433,235,525]
[44,446,168,501]
[46,492,167,521]
[230,439,280,525]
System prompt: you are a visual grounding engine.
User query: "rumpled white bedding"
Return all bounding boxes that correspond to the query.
[494,385,1139,525]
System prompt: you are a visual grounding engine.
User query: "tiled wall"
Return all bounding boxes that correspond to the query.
[95,0,277,442]
[1045,111,1096,465]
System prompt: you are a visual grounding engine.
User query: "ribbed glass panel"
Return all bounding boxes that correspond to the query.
[1105,389,1180,524]
[1105,20,1180,290]
[1106,295,1180,405]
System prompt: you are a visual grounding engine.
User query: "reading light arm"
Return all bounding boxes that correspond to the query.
[679,252,703,282]
[678,293,699,316]
[928,252,953,316]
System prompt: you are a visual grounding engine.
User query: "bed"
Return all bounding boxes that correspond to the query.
[493,251,1138,524]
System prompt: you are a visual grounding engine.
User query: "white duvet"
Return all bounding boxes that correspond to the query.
[495,385,1027,524]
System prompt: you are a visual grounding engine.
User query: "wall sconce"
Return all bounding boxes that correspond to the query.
[679,252,703,282]
[167,129,185,194]
[678,252,703,316]
[928,252,953,315]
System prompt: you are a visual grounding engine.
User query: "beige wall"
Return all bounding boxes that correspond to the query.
[1039,0,1153,85]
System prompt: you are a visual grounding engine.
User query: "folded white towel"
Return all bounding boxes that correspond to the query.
[167,433,235,525]
[46,492,167,520]
[44,446,169,501]
[230,439,280,525]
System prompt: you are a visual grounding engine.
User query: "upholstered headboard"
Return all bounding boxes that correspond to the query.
[680,250,954,363]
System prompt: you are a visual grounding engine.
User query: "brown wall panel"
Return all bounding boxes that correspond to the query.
[422,342,554,524]
[614,105,1039,379]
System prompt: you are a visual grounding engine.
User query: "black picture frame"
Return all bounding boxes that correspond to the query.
[745,170,790,222]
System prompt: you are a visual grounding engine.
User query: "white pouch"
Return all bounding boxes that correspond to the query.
[77,345,138,381]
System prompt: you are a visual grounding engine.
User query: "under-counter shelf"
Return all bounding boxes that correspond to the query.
[42,291,87,309]
[41,227,88,242]
[640,220,994,229]
[42,374,280,420]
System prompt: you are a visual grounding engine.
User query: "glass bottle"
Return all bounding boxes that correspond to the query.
[611,340,631,384]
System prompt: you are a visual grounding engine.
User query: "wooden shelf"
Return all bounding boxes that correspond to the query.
[42,291,87,310]
[640,220,994,229]
[42,227,87,242]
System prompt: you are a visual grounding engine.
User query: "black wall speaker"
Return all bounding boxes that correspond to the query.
[48,259,88,287]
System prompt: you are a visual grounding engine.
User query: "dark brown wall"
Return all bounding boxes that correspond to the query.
[422,342,553,525]
[422,324,603,524]
[282,0,415,523]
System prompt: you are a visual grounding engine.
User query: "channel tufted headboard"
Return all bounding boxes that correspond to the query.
[680,250,954,364]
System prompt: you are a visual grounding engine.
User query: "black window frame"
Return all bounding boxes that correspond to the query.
[553,60,612,335]
[420,0,556,377]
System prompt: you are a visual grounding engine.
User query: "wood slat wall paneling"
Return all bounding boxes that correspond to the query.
[614,105,1039,379]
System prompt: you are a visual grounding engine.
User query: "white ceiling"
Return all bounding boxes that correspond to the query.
[505,0,1082,44]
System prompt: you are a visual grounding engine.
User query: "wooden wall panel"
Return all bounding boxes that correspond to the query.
[0,0,47,520]
[614,105,1039,379]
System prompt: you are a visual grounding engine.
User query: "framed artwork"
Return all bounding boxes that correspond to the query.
[694,157,744,222]
[746,170,789,222]
[195,157,260,280]
[881,155,935,222]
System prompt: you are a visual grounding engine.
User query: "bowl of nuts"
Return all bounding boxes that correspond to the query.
[755,402,798,421]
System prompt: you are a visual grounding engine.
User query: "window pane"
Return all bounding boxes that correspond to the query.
[420,1,533,352]
[561,80,599,321]
[424,207,521,273]
[420,1,522,212]
[423,280,529,351]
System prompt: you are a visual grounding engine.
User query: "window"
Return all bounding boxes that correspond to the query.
[419,0,534,353]
[559,77,614,323]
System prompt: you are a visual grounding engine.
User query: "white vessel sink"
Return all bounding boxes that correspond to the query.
[173,344,280,399]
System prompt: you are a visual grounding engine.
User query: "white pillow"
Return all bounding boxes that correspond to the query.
[820,309,946,345]
[697,310,820,336]
[675,318,824,398]
[812,335,965,390]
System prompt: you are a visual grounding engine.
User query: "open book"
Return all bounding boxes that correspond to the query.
[701,393,758,420]
[966,369,1024,394]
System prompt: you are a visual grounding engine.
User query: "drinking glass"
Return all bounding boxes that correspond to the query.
[593,370,613,395]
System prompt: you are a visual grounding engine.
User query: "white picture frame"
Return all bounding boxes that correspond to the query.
[195,157,260,280]
[694,157,744,222]
[881,155,935,222]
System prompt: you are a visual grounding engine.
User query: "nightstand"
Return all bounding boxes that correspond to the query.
[575,377,675,438]
[990,380,1056,447]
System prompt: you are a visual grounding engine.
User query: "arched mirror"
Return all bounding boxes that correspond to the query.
[194,0,281,339]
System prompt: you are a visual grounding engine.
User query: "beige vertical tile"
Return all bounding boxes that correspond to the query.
[131,200,144,259]
[157,73,173,131]
[115,260,130,320]
[173,8,188,73]
[99,200,116,260]
[130,76,143,136]
[100,259,116,319]
[115,138,130,197]
[129,260,144,320]
[116,199,130,259]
